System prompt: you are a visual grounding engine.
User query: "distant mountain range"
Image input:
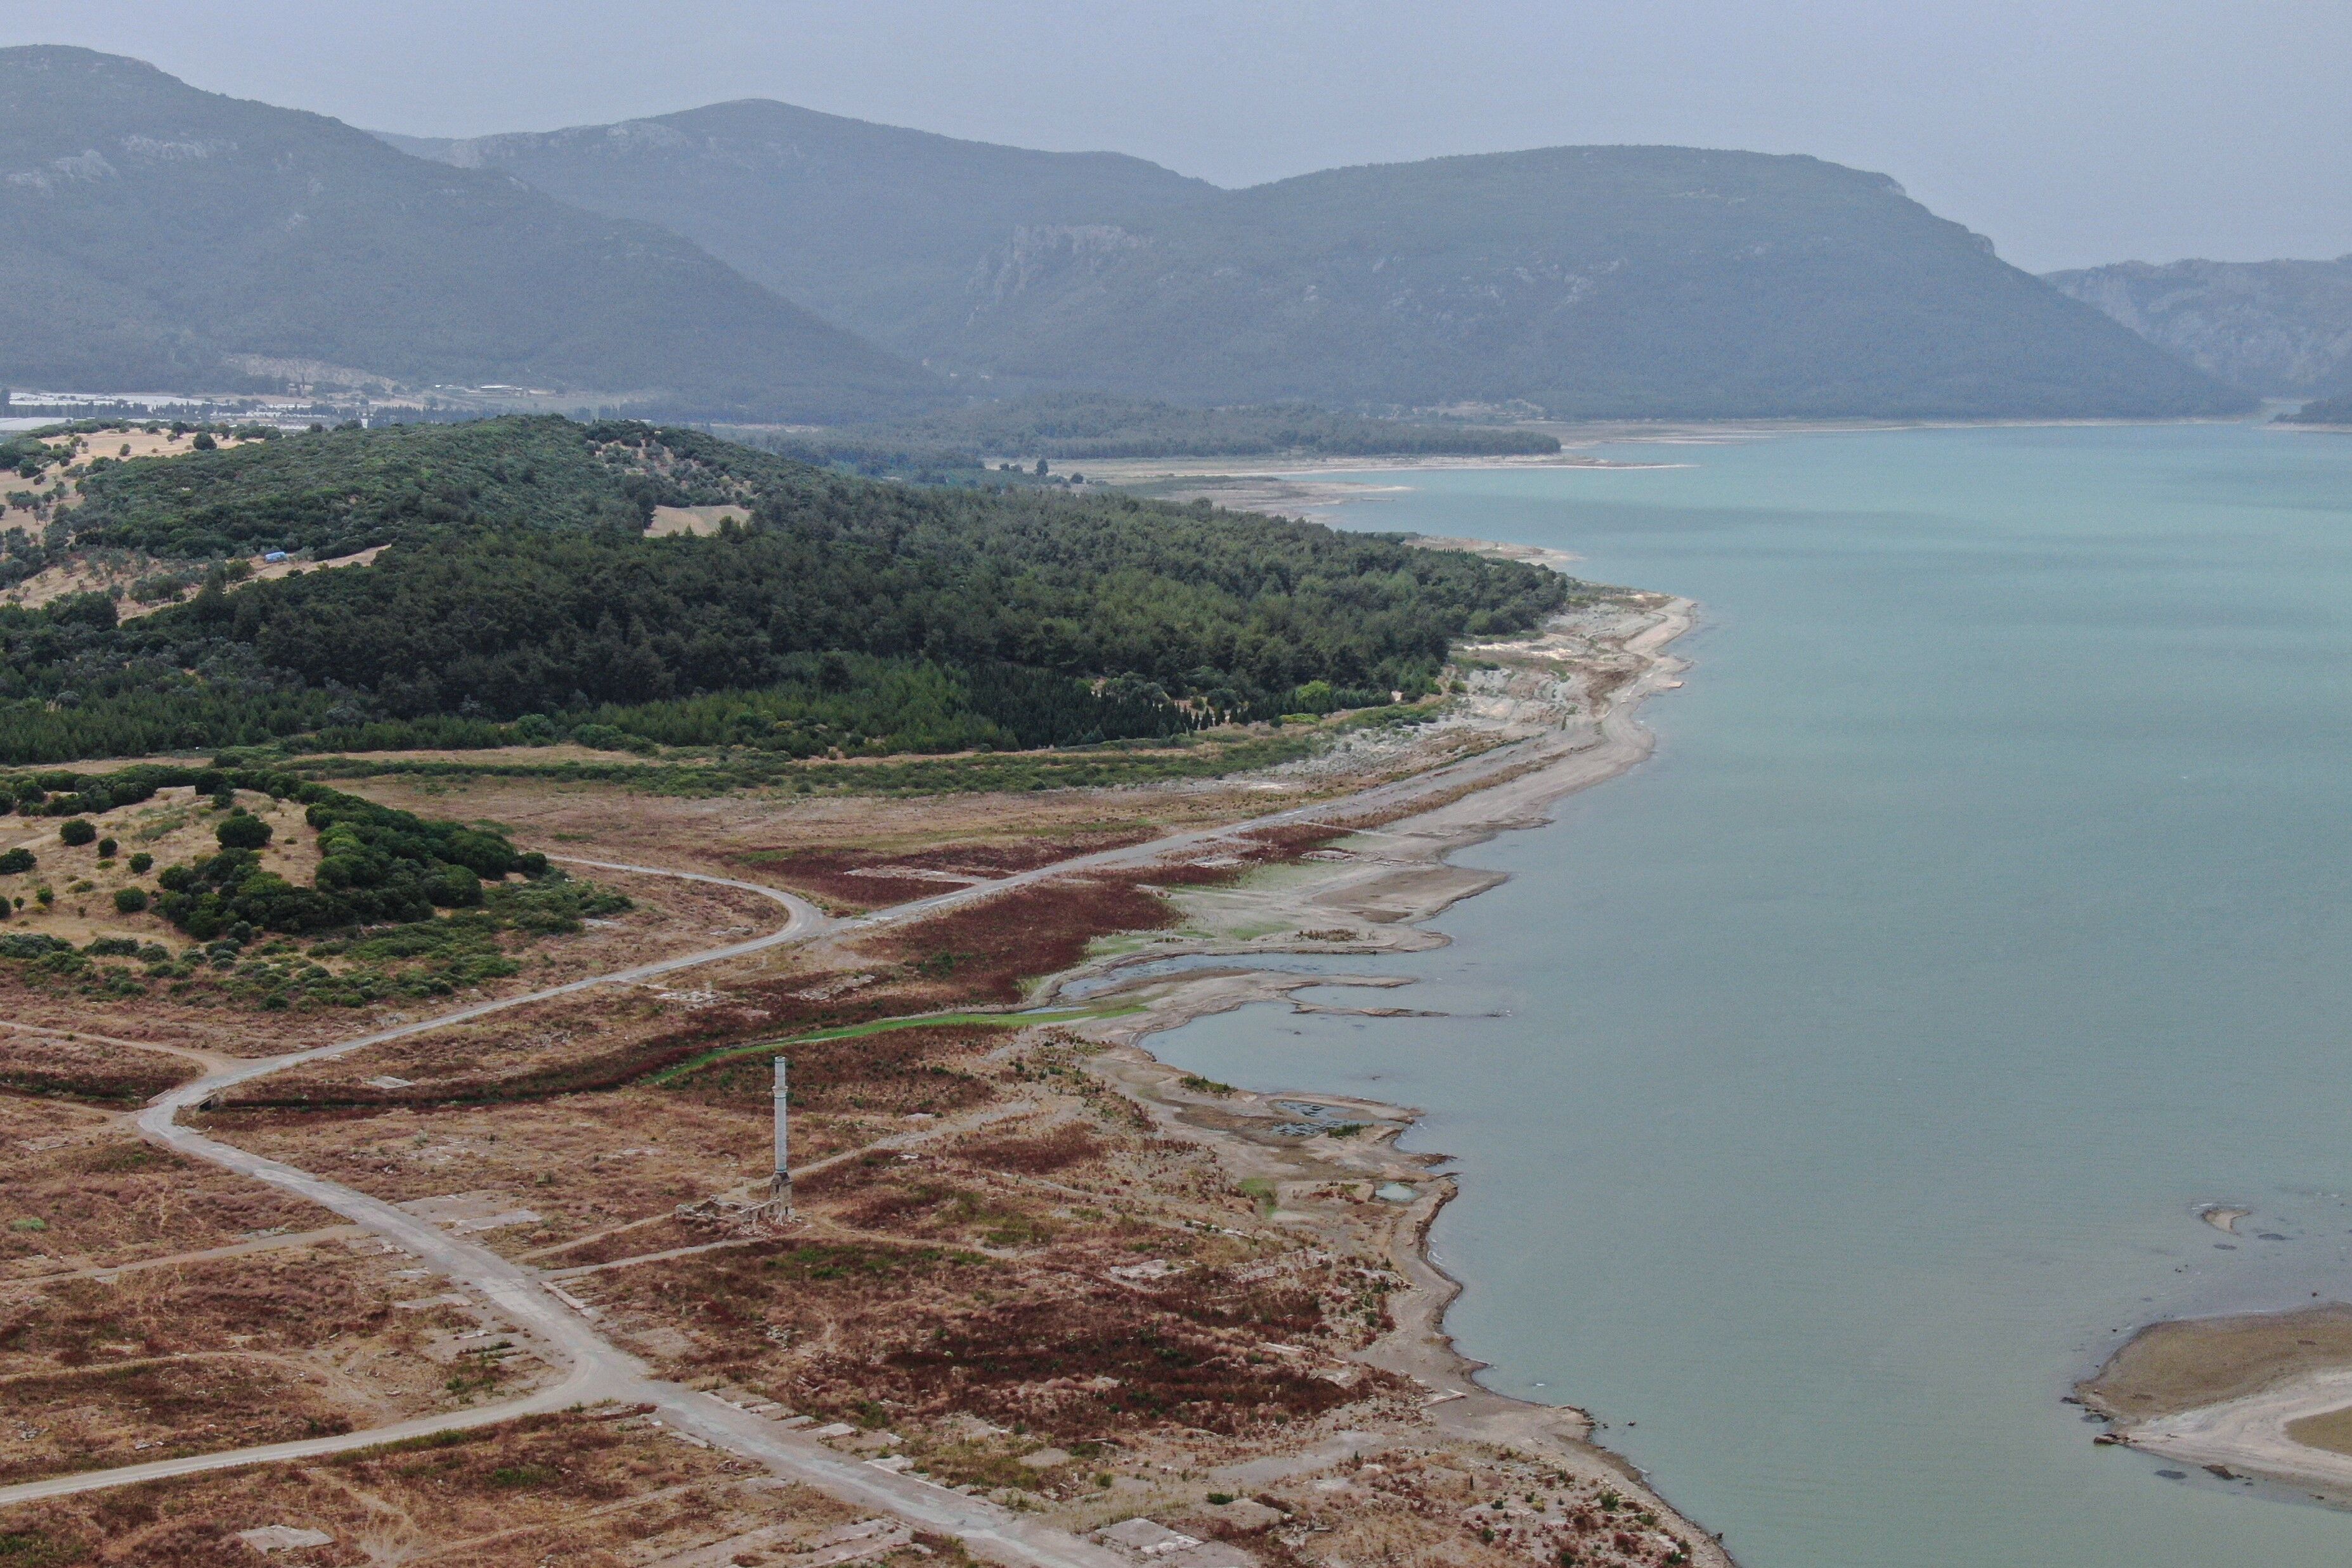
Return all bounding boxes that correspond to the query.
[1,47,2252,422]
[0,48,940,420]
[2044,258,2352,400]
[379,100,1216,364]
[394,107,2242,420]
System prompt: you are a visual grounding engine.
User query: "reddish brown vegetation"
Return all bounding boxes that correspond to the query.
[0,1251,449,1483]
[0,1133,331,1275]
[0,1033,192,1103]
[955,1124,1102,1175]
[736,833,1157,911]
[0,1357,358,1486]
[0,1255,388,1368]
[668,1023,1003,1119]
[590,1236,1375,1446]
[873,1286,1360,1439]
[859,873,1179,1006]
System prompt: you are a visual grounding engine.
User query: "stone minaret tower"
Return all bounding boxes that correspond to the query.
[769,1056,791,1213]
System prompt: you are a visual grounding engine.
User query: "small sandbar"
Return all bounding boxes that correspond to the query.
[2081,1304,2352,1424]
[2199,1203,2252,1234]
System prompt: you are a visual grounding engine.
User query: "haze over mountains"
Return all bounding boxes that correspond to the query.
[379,100,1216,361]
[2045,257,2352,399]
[1,46,2255,422]
[394,102,2242,420]
[0,48,938,420]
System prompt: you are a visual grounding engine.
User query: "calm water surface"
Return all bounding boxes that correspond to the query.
[1150,424,2352,1566]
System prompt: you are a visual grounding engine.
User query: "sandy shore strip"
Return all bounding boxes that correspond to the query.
[1036,590,1731,1557]
[1077,414,2269,514]
[1082,452,1680,516]
[2129,1368,2352,1491]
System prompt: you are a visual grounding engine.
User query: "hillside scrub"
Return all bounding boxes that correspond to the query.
[1,763,547,940]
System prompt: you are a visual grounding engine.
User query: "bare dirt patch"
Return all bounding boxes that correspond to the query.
[0,785,318,950]
[0,1247,559,1484]
[647,502,751,536]
[0,1105,333,1280]
[2286,1403,2352,1456]
[0,1409,863,1565]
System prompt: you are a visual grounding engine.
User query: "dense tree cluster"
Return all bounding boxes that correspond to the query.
[59,417,678,560]
[0,417,1569,764]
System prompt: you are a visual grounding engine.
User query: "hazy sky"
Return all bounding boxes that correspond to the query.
[7,0,2348,272]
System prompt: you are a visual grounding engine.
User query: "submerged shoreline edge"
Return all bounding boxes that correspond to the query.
[1049,593,1731,1560]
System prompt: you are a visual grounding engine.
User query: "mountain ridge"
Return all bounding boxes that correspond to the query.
[2044,256,2352,398]
[0,48,942,420]
[377,98,1218,361]
[386,109,2247,420]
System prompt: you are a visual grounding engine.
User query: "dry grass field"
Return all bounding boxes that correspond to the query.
[0,1102,331,1279]
[0,1409,870,1565]
[0,1245,561,1486]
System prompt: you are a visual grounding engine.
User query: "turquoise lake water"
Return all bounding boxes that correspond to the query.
[1150,423,2352,1565]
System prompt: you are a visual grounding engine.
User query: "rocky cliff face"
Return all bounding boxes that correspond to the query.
[2045,257,2352,397]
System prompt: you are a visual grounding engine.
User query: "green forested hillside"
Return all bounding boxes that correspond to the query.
[0,418,1569,763]
[407,110,2247,420]
[60,417,755,559]
[0,48,939,420]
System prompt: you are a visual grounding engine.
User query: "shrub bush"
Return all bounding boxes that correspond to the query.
[0,848,32,874]
[216,813,273,850]
[426,864,484,908]
[58,819,95,846]
[113,886,150,914]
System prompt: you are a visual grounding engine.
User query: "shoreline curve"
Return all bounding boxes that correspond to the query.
[1053,593,1729,1558]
